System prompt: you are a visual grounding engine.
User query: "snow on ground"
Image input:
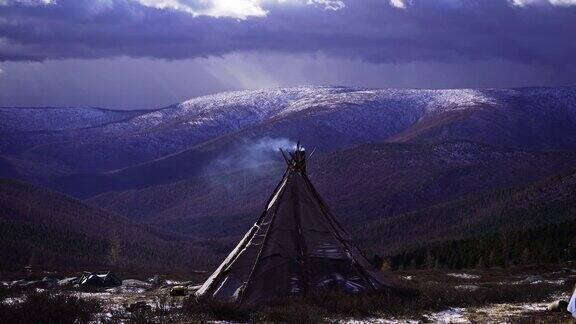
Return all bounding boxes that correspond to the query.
[344,300,563,324]
[467,301,549,322]
[454,285,480,291]
[340,318,418,324]
[504,277,567,285]
[447,273,480,280]
[424,308,470,323]
[72,291,113,300]
[528,279,566,285]
[1,296,25,305]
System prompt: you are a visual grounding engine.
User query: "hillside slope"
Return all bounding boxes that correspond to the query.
[0,107,143,133]
[0,179,220,273]
[382,219,576,270]
[88,141,576,238]
[357,168,576,257]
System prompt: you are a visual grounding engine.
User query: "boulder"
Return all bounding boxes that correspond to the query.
[122,279,152,289]
[170,285,188,296]
[58,277,78,286]
[521,275,544,284]
[112,279,153,293]
[547,300,568,312]
[38,277,57,289]
[148,275,167,286]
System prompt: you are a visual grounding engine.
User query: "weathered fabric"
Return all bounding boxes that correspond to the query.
[196,152,390,304]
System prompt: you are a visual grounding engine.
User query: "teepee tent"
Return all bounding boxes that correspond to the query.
[196,144,390,304]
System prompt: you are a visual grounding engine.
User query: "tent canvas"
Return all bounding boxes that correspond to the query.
[196,144,390,304]
[568,284,576,318]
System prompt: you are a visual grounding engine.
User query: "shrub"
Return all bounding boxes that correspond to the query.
[0,292,102,324]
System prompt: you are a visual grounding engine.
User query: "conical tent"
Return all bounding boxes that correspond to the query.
[196,144,390,304]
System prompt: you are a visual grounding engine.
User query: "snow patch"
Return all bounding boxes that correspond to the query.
[455,285,480,291]
[424,308,470,323]
[447,273,480,279]
[2,296,26,305]
[340,318,418,324]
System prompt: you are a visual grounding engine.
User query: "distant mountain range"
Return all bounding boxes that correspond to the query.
[1,85,576,271]
[2,86,576,185]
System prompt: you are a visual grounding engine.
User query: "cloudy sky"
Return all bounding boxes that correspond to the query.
[0,0,575,109]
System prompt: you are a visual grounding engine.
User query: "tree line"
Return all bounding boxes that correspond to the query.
[371,219,576,270]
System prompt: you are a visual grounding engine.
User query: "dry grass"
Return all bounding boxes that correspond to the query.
[0,292,102,324]
[181,279,568,323]
[2,265,572,323]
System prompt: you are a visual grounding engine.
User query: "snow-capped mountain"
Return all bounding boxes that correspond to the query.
[3,85,574,139]
[1,86,576,192]
[120,86,352,131]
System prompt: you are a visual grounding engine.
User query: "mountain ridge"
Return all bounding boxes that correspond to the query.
[4,85,575,173]
[22,85,573,198]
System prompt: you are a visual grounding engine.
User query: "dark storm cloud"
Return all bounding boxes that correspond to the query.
[0,0,575,69]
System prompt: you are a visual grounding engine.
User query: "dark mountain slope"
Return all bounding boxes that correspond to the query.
[88,164,282,224]
[0,107,144,134]
[0,179,220,272]
[356,168,576,257]
[88,141,576,238]
[390,96,576,150]
[383,219,576,270]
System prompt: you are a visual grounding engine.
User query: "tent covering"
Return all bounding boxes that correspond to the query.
[196,144,390,304]
[78,271,122,288]
[568,284,576,318]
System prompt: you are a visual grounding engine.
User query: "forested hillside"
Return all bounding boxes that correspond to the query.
[0,179,222,273]
[359,169,576,269]
[378,219,576,270]
[89,141,576,239]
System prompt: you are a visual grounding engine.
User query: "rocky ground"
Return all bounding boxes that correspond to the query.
[2,264,576,323]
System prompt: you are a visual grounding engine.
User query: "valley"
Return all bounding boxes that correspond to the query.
[1,85,576,286]
[3,1,575,321]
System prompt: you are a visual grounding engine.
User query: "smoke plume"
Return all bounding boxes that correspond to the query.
[205,137,297,176]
